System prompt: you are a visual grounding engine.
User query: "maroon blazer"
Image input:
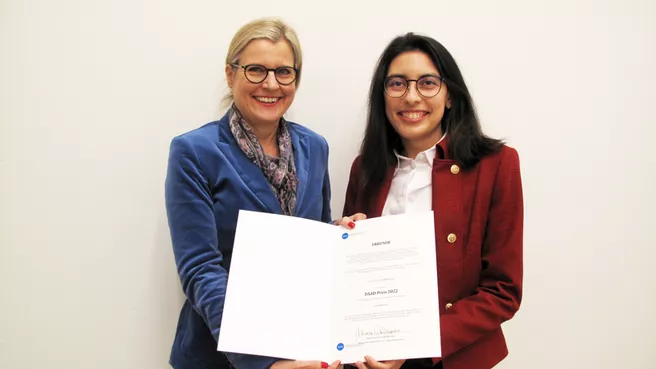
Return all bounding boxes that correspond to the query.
[342,139,524,369]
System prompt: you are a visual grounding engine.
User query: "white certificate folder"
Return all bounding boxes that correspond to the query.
[217,210,441,364]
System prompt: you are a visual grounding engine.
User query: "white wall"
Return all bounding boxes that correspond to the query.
[2,0,655,368]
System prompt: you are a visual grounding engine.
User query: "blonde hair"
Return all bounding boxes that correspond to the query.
[221,17,303,109]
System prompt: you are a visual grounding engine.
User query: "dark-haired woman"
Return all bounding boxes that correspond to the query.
[338,33,524,369]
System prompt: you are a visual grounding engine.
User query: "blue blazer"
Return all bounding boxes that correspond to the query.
[165,112,332,369]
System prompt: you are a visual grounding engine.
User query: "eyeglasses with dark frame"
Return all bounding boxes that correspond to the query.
[231,63,299,86]
[384,75,445,98]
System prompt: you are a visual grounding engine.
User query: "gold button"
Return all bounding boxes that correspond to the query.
[450,164,460,174]
[445,302,453,310]
[447,233,457,243]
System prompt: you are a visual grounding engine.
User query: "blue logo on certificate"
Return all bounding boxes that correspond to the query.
[336,343,344,351]
[341,233,348,239]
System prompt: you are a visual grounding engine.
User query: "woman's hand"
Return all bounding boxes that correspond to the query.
[271,360,341,369]
[353,356,405,369]
[333,213,367,229]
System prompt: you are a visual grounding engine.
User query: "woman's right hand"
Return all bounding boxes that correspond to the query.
[271,360,341,369]
[333,213,367,229]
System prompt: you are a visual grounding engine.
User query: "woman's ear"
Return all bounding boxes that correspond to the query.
[446,94,452,109]
[225,64,235,88]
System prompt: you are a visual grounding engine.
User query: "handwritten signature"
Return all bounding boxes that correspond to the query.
[355,325,401,339]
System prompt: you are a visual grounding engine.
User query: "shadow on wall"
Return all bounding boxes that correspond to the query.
[148,210,186,365]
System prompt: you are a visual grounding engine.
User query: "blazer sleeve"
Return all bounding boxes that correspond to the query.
[321,137,333,223]
[165,136,279,369]
[435,147,524,361]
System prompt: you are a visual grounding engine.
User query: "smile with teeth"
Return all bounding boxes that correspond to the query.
[399,111,428,120]
[254,96,280,103]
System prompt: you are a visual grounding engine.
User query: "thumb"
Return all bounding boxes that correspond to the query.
[353,213,367,221]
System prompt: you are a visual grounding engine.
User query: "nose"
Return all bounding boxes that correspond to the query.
[404,81,421,104]
[261,71,280,90]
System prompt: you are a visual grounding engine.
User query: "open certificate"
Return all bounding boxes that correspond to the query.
[217,210,441,364]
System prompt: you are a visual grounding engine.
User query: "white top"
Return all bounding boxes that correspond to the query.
[381,133,447,216]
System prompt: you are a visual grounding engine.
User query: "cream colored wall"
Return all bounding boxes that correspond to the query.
[1,0,655,368]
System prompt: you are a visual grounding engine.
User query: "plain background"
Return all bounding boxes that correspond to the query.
[1,0,655,368]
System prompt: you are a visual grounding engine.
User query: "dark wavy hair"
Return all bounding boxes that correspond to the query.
[358,32,504,198]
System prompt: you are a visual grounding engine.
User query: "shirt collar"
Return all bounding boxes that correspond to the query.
[393,131,447,170]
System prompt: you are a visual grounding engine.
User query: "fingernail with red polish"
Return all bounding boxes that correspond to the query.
[348,221,356,228]
[321,362,329,368]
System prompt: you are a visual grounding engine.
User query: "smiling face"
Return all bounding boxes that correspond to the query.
[384,50,451,156]
[226,39,297,127]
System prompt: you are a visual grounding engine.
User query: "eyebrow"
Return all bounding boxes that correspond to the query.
[240,62,296,68]
[386,73,441,79]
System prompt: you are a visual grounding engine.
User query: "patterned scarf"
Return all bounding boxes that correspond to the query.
[229,104,298,216]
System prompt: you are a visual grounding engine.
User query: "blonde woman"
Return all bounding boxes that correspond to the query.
[165,18,339,369]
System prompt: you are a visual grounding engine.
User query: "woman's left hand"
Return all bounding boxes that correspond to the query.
[333,213,367,229]
[353,356,405,369]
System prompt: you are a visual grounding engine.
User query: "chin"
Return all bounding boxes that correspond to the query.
[395,123,425,135]
[256,110,285,123]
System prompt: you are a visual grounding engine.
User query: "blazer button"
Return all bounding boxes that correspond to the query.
[447,233,457,243]
[450,164,460,174]
[445,302,453,310]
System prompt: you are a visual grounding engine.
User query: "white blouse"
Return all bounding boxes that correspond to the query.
[381,133,447,216]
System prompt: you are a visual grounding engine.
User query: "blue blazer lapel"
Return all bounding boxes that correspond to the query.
[217,115,282,215]
[289,124,309,215]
